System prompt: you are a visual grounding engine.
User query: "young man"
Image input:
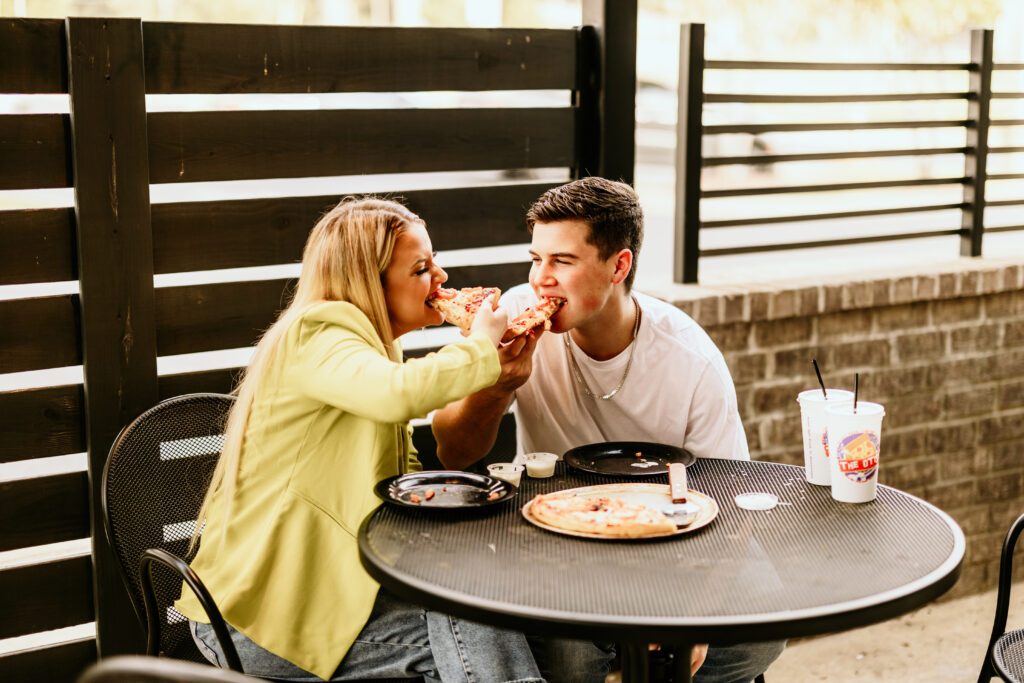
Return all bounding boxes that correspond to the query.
[432,177,784,683]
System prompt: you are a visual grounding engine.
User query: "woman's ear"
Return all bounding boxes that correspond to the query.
[611,249,633,285]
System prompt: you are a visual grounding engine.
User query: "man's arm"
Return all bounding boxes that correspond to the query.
[432,332,541,470]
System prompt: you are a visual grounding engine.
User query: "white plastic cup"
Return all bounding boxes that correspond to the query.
[523,452,559,478]
[825,401,885,503]
[796,389,855,485]
[486,463,524,487]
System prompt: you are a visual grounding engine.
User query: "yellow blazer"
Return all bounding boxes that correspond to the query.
[175,301,499,679]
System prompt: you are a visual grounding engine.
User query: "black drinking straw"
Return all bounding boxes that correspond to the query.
[853,373,859,413]
[812,359,827,398]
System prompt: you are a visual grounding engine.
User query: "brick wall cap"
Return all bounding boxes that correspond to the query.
[637,257,1024,322]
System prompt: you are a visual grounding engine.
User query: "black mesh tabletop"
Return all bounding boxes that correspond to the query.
[358,458,964,644]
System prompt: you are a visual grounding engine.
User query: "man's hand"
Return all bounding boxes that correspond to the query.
[432,329,543,471]
[493,329,542,393]
[691,643,708,675]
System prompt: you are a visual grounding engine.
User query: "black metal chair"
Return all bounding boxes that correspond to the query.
[980,512,1024,682]
[102,393,243,671]
[78,655,253,683]
[102,393,420,683]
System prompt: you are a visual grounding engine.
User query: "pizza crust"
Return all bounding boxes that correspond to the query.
[528,492,677,538]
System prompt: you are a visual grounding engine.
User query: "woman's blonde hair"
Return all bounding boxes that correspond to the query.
[190,197,423,552]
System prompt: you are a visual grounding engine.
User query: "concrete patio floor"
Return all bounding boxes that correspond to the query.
[762,581,1024,682]
[603,581,1024,682]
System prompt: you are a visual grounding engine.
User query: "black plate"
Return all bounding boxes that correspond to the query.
[563,441,696,477]
[375,470,517,509]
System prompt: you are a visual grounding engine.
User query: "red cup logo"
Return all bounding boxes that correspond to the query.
[836,431,879,483]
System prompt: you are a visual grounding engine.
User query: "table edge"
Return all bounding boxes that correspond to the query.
[358,468,966,643]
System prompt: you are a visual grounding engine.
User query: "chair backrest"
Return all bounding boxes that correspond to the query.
[79,655,252,683]
[102,393,236,663]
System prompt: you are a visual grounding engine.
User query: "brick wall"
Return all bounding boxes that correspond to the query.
[645,258,1024,599]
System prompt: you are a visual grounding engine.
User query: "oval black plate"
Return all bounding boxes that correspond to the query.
[375,470,517,509]
[563,441,696,477]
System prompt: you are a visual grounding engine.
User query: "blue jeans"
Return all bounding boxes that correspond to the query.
[525,637,785,683]
[191,589,544,682]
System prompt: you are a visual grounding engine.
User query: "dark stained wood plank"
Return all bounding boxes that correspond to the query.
[0,472,90,552]
[151,195,333,274]
[153,262,527,357]
[150,183,552,274]
[402,183,552,252]
[443,261,531,292]
[0,555,94,639]
[0,208,77,285]
[154,279,297,357]
[142,23,575,94]
[574,25,601,178]
[0,385,84,463]
[158,368,241,399]
[582,0,637,184]
[147,108,574,183]
[0,18,67,93]
[66,16,159,658]
[0,637,98,683]
[0,295,81,373]
[0,114,72,190]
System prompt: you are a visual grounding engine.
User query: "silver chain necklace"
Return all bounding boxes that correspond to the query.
[563,297,640,400]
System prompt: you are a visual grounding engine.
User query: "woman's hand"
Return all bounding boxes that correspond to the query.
[470,300,508,348]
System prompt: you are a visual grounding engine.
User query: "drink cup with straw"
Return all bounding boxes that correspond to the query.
[826,372,886,503]
[796,360,854,485]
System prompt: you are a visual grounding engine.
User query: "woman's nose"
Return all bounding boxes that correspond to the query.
[435,264,448,285]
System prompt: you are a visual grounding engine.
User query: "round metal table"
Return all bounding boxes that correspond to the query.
[359,458,964,682]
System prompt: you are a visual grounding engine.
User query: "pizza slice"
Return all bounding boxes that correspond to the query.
[426,286,501,333]
[501,297,567,343]
[528,492,676,538]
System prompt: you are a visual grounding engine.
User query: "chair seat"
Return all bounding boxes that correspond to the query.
[994,629,1024,682]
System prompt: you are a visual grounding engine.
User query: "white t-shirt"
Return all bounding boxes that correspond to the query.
[502,284,749,462]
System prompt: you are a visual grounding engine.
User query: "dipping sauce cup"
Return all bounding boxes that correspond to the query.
[487,463,524,487]
[523,452,559,478]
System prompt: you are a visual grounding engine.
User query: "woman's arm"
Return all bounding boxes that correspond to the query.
[294,324,500,424]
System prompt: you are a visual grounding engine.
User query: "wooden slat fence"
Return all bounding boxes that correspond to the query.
[674,24,1024,282]
[0,4,637,680]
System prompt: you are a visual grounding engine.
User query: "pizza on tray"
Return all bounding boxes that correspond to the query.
[501,297,567,343]
[528,491,677,538]
[426,286,501,334]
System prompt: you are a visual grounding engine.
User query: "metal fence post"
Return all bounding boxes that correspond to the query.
[674,23,705,284]
[581,0,637,185]
[66,16,158,657]
[961,28,993,257]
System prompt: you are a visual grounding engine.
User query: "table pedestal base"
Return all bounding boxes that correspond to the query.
[620,643,694,683]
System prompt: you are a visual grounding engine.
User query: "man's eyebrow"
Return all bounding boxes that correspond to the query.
[528,250,578,259]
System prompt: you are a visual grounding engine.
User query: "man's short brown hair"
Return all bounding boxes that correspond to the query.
[526,177,644,290]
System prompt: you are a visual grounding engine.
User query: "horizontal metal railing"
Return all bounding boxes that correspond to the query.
[674,25,1024,283]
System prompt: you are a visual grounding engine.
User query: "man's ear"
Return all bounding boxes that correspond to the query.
[611,249,633,285]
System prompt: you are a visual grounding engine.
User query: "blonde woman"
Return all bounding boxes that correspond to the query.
[175,198,544,683]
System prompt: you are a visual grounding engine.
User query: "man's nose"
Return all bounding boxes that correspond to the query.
[533,261,555,284]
